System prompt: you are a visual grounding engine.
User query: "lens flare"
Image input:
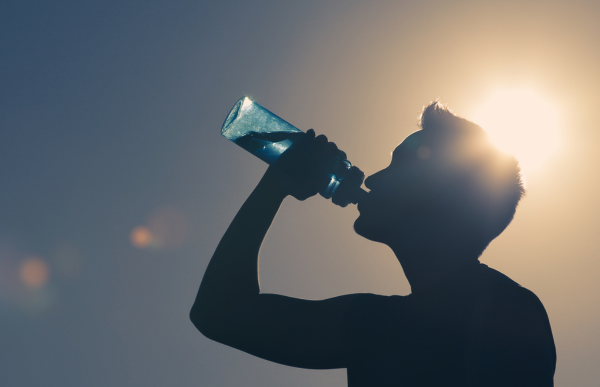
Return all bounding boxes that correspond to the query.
[472,89,559,171]
[20,256,49,289]
[131,226,153,248]
[130,207,188,250]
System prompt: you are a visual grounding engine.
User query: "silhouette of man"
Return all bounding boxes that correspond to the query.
[190,101,556,386]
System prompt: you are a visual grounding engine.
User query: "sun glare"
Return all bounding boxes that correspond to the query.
[472,89,559,171]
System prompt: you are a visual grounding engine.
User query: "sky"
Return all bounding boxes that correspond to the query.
[1,0,599,386]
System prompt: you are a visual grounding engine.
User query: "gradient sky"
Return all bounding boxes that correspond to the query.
[1,1,599,386]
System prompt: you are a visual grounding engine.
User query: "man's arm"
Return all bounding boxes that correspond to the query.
[190,130,358,369]
[466,287,557,386]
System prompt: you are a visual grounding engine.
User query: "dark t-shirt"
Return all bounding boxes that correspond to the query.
[342,262,556,386]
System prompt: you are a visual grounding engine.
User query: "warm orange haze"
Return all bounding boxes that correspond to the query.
[1,1,599,386]
[472,89,560,171]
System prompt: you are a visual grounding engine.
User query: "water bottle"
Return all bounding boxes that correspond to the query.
[221,96,366,206]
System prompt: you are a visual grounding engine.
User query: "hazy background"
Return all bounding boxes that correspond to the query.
[1,1,599,386]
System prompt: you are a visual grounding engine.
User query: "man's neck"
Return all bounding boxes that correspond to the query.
[387,234,479,294]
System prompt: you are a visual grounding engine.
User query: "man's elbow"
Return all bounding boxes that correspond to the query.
[189,305,220,341]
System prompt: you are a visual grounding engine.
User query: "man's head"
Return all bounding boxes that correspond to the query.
[354,101,525,257]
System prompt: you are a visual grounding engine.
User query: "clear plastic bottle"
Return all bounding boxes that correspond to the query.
[221,96,365,206]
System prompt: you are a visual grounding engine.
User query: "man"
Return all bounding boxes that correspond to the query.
[190,101,556,386]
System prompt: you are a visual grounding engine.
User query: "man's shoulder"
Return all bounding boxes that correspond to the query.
[469,280,555,351]
[475,285,547,318]
[470,264,546,314]
[468,262,521,288]
[449,264,554,338]
[466,280,557,384]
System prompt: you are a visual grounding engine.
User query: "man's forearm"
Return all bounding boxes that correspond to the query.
[190,173,287,335]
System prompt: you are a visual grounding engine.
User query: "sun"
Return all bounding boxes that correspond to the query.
[471,89,559,171]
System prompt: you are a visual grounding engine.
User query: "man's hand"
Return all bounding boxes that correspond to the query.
[332,165,365,207]
[262,129,343,201]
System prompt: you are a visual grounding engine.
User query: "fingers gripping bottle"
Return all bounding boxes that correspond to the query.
[221,96,366,207]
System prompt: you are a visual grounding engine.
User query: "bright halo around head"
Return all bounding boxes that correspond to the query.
[472,89,559,171]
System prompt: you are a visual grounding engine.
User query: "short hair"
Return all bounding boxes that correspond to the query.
[418,100,525,249]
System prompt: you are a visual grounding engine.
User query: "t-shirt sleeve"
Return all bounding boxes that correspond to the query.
[466,286,557,386]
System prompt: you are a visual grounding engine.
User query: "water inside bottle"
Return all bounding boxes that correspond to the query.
[234,131,305,164]
[221,96,366,205]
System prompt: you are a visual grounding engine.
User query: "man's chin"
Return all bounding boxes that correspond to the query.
[353,215,380,242]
